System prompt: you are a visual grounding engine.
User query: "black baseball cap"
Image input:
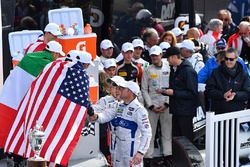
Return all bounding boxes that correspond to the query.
[164,47,181,58]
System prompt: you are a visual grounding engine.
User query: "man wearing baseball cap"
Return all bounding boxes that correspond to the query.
[198,39,250,83]
[179,39,205,73]
[99,58,117,98]
[171,27,184,43]
[78,50,95,70]
[117,42,143,83]
[91,75,124,165]
[25,23,62,55]
[132,38,149,70]
[0,41,64,149]
[103,59,117,77]
[141,45,172,166]
[98,39,114,71]
[18,41,64,76]
[88,80,152,167]
[157,46,199,142]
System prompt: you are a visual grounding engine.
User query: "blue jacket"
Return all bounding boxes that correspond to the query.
[198,57,250,83]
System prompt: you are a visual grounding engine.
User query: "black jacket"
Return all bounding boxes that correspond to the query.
[169,59,199,116]
[205,62,250,114]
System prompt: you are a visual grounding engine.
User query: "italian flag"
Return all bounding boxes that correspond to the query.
[0,52,54,147]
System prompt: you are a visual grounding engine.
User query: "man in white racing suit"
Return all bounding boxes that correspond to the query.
[88,80,152,167]
[141,45,172,166]
[93,76,124,165]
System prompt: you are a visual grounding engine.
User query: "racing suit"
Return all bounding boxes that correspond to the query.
[97,98,152,167]
[93,95,120,165]
[186,52,205,73]
[141,61,172,158]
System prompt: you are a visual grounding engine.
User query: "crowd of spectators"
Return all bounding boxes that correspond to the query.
[11,1,250,166]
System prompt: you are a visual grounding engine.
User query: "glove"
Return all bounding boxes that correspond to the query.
[87,104,94,116]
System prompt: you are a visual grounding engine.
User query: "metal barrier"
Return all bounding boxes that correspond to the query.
[205,110,250,167]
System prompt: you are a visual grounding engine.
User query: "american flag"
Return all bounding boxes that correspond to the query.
[4,60,90,166]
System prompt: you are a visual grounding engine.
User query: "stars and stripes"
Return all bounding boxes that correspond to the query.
[4,60,90,166]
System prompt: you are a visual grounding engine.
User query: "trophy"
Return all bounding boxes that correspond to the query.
[27,121,47,167]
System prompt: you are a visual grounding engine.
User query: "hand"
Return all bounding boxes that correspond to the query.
[89,113,98,122]
[224,89,232,99]
[155,105,166,112]
[87,104,94,116]
[151,106,159,113]
[243,37,250,47]
[132,152,143,165]
[226,92,236,102]
[165,89,174,96]
[155,88,163,94]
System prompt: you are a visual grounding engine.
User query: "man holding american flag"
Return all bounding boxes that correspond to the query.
[0,41,64,148]
[4,56,93,166]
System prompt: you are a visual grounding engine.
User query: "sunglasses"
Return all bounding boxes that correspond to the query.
[220,18,229,22]
[225,57,236,61]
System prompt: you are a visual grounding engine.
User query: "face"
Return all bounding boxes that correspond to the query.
[167,56,174,66]
[163,35,173,44]
[108,81,117,97]
[239,26,250,38]
[147,33,159,47]
[101,47,114,58]
[180,48,191,58]
[133,47,143,59]
[83,63,90,69]
[215,25,223,34]
[216,46,226,53]
[46,32,58,42]
[176,35,183,43]
[151,54,162,65]
[118,87,129,100]
[104,66,117,77]
[225,52,237,69]
[52,52,60,59]
[114,85,122,100]
[123,50,133,63]
[219,14,230,27]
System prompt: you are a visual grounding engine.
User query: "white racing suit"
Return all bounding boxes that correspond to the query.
[93,95,119,165]
[141,61,172,158]
[97,98,152,167]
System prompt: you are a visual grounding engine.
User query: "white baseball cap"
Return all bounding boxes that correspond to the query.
[149,45,162,56]
[100,39,114,49]
[108,76,125,85]
[179,39,195,51]
[79,51,95,66]
[159,42,171,51]
[66,50,80,62]
[132,39,144,49]
[104,58,117,69]
[171,27,183,37]
[44,23,62,36]
[46,41,65,56]
[119,80,140,96]
[122,42,134,52]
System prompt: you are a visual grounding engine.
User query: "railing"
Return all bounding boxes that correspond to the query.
[206,110,250,167]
